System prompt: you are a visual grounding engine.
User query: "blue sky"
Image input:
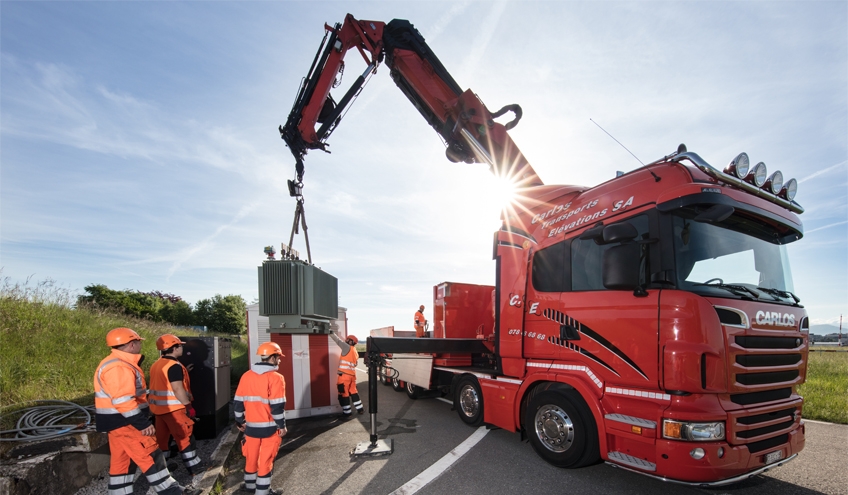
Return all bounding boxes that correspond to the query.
[1,1,846,336]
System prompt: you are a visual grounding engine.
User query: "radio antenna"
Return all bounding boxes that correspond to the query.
[590,118,661,182]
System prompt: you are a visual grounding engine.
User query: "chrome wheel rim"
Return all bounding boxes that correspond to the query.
[534,404,574,453]
[459,384,480,419]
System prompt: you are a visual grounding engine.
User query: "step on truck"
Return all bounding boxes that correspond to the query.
[279,13,808,486]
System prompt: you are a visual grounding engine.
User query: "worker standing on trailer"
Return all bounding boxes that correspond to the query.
[414,304,428,338]
[148,334,205,483]
[329,331,364,417]
[94,327,192,495]
[234,342,287,495]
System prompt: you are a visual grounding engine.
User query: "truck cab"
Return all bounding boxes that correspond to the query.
[489,149,806,484]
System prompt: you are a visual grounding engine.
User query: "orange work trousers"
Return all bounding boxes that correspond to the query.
[108,424,159,474]
[242,433,282,477]
[338,373,358,396]
[155,408,194,452]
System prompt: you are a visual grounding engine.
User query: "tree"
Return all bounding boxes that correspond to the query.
[193,298,214,329]
[193,294,246,334]
[159,300,195,326]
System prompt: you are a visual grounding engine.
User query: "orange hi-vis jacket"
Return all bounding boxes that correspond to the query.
[148,357,192,415]
[338,346,358,376]
[234,363,287,438]
[414,310,426,330]
[93,349,151,432]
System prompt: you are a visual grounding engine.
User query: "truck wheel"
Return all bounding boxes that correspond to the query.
[454,376,484,426]
[392,378,404,392]
[524,389,600,468]
[406,381,422,399]
[381,367,392,385]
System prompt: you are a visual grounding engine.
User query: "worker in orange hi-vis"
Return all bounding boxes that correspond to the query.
[148,334,205,485]
[94,328,195,495]
[234,342,287,495]
[329,331,364,417]
[414,304,428,338]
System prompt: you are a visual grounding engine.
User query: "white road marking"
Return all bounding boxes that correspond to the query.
[388,426,489,495]
[436,397,452,405]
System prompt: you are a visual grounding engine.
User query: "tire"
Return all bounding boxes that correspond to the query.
[454,376,484,426]
[392,378,404,392]
[524,389,600,468]
[406,381,422,399]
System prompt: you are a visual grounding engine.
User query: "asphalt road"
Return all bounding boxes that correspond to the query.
[219,364,848,495]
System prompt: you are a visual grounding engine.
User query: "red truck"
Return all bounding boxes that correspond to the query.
[280,14,808,487]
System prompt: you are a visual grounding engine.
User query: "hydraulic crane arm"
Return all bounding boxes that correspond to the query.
[280,14,543,187]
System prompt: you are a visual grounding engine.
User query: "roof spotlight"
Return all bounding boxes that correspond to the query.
[764,170,784,194]
[725,152,750,179]
[744,162,768,187]
[779,178,798,201]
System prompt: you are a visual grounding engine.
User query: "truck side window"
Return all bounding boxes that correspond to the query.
[571,215,650,291]
[531,240,570,292]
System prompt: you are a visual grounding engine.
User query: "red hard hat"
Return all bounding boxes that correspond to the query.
[346,335,359,345]
[156,334,186,351]
[106,327,144,347]
[257,342,284,357]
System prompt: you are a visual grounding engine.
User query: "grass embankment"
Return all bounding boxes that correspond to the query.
[0,279,247,412]
[798,350,848,424]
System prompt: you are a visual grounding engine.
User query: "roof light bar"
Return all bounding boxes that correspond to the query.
[662,151,804,214]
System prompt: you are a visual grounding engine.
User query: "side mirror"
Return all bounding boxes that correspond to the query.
[602,223,638,244]
[603,243,641,290]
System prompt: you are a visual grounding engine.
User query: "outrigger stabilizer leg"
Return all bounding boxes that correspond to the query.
[351,343,393,457]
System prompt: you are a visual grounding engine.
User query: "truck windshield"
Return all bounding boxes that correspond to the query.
[672,212,796,301]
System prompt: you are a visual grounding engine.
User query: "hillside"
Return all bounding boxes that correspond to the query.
[0,280,247,410]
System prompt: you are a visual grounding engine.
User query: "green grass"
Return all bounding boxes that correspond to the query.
[798,350,848,424]
[0,277,247,412]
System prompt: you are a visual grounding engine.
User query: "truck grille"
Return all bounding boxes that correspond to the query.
[723,318,805,452]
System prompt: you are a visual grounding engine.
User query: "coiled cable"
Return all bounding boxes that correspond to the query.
[0,400,95,442]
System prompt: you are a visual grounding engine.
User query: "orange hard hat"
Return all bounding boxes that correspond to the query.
[346,335,359,345]
[106,327,144,347]
[156,334,186,351]
[257,342,284,357]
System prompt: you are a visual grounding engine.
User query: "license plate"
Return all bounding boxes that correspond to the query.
[764,450,784,465]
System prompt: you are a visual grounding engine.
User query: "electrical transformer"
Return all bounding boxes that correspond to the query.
[258,260,338,334]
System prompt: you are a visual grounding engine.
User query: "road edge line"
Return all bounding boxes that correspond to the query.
[388,426,489,495]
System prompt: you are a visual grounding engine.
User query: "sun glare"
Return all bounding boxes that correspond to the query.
[489,174,519,212]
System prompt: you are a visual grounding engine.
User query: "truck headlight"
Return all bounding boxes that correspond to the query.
[662,420,725,441]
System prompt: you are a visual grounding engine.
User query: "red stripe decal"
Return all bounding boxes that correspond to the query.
[271,334,295,410]
[309,335,331,407]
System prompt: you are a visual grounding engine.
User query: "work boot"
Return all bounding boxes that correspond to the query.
[357,408,364,415]
[186,472,205,490]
